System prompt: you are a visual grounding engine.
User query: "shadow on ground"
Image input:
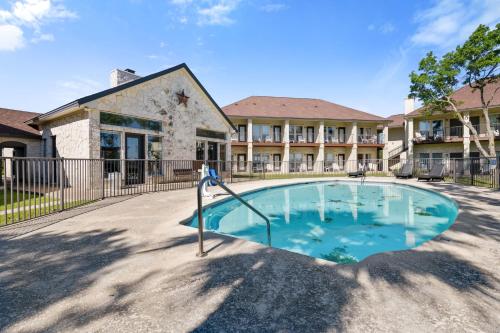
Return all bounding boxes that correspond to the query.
[158,224,499,332]
[0,228,145,332]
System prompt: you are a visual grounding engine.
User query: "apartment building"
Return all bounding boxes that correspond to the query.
[405,82,500,161]
[223,96,390,172]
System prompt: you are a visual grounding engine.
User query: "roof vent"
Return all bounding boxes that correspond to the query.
[124,68,136,74]
[282,104,286,106]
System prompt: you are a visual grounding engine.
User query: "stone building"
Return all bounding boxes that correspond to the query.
[26,64,235,183]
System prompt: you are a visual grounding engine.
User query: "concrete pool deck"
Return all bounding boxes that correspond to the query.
[0,177,499,332]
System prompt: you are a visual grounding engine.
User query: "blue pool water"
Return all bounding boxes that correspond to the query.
[188,181,458,264]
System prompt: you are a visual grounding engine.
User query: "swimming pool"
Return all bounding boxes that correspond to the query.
[188,181,459,264]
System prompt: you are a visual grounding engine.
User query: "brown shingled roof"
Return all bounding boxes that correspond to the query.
[223,96,388,122]
[407,81,500,117]
[386,114,405,128]
[0,108,41,138]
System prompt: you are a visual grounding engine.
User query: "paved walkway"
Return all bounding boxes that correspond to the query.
[0,178,499,332]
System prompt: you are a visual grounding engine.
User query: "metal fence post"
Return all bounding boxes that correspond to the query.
[59,158,65,211]
[101,159,105,200]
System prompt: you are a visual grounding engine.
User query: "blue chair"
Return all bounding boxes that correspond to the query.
[208,168,223,186]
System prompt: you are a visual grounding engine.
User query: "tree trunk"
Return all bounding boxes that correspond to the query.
[453,110,491,158]
[482,106,497,158]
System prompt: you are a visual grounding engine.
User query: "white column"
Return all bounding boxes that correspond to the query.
[317,121,325,172]
[348,122,358,172]
[407,118,414,159]
[283,119,290,172]
[382,124,389,172]
[247,119,253,169]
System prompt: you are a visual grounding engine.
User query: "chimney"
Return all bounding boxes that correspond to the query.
[110,68,141,88]
[404,97,415,115]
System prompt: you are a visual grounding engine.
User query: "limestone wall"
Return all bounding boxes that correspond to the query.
[40,110,91,159]
[84,67,233,161]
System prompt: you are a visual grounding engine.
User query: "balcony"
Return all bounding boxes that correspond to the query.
[413,124,500,144]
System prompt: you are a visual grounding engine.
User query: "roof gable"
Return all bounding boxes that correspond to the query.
[31,63,235,130]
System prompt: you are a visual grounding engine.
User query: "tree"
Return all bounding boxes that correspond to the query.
[409,24,499,158]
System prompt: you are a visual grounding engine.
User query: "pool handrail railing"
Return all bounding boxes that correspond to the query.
[196,175,271,257]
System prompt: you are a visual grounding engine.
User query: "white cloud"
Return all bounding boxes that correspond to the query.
[197,1,239,26]
[169,0,241,26]
[367,22,396,34]
[380,22,395,34]
[0,0,76,51]
[170,0,193,4]
[31,32,54,43]
[57,77,103,101]
[260,3,287,12]
[0,24,25,51]
[411,0,500,47]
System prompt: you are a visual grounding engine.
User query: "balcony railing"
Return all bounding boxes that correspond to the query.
[324,135,348,144]
[253,135,275,143]
[357,134,384,144]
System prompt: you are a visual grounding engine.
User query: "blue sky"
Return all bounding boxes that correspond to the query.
[1,0,499,116]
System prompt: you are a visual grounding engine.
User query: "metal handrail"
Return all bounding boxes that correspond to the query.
[196,175,271,257]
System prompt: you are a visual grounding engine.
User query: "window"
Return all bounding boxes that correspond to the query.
[419,153,430,170]
[100,131,121,174]
[324,126,336,143]
[253,153,270,171]
[147,136,162,160]
[101,132,120,159]
[273,126,281,143]
[432,120,443,137]
[289,153,303,172]
[238,125,247,142]
[419,121,430,137]
[100,112,162,131]
[237,154,246,171]
[51,136,57,158]
[307,127,314,143]
[252,125,271,142]
[147,136,162,175]
[273,154,281,171]
[196,141,205,160]
[289,125,303,142]
[219,144,226,162]
[307,154,314,171]
[338,127,346,143]
[431,153,443,165]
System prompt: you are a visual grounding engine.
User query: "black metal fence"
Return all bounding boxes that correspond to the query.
[1,156,499,226]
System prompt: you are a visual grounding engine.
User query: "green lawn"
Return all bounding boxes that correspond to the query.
[0,190,50,211]
[0,199,96,225]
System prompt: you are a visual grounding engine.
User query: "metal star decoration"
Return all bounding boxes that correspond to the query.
[176,90,189,107]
